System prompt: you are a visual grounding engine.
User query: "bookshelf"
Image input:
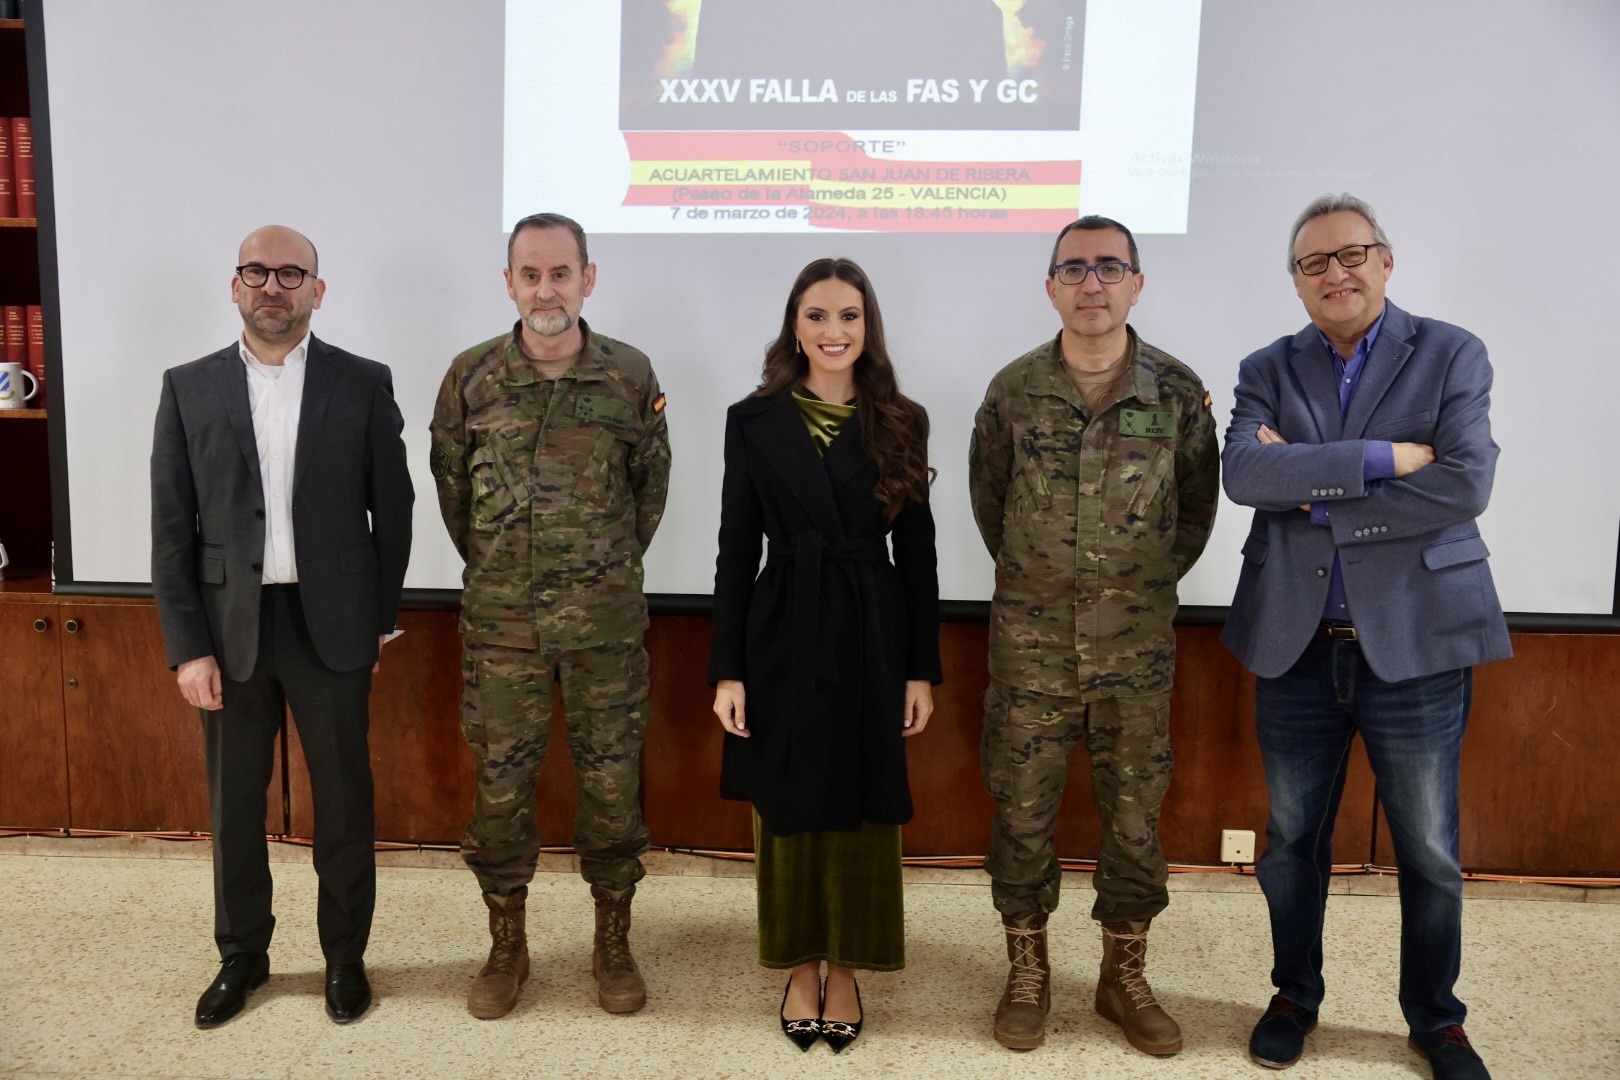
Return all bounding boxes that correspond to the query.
[0,13,49,575]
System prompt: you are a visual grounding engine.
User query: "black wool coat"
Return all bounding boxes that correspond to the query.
[708,392,942,836]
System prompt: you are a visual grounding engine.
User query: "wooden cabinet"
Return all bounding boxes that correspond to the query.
[0,592,67,826]
[58,602,214,831]
[0,583,284,835]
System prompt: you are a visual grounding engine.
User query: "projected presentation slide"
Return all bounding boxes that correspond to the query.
[505,0,1201,234]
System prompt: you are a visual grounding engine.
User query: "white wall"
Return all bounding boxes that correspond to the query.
[42,0,1620,614]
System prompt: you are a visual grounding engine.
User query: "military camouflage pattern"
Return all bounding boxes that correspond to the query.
[981,681,1173,922]
[460,637,652,894]
[969,328,1219,700]
[430,319,671,651]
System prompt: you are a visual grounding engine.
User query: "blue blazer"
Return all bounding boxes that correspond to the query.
[1220,302,1510,682]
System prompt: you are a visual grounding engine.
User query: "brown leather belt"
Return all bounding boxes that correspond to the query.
[1318,621,1358,641]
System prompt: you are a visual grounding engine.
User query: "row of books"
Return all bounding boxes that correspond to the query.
[0,117,36,219]
[3,305,45,403]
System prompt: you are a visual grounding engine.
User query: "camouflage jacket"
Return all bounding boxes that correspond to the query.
[430,319,671,650]
[969,328,1219,700]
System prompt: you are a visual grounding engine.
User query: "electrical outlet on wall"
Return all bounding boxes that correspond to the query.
[1220,829,1256,864]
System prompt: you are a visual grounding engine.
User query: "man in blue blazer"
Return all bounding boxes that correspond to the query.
[152,226,413,1029]
[1222,195,1508,1079]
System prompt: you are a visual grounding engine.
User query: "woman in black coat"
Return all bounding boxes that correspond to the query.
[709,258,942,1052]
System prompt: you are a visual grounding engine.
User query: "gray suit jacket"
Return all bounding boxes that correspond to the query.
[1220,302,1511,682]
[151,336,414,682]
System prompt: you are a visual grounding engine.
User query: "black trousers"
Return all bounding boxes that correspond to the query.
[204,584,375,964]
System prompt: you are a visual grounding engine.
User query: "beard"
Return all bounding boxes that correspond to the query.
[524,306,576,338]
[245,299,303,340]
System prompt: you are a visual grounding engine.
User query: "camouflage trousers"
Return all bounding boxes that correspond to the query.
[981,680,1173,923]
[459,637,651,896]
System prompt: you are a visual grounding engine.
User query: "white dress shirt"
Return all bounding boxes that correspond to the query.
[239,333,309,584]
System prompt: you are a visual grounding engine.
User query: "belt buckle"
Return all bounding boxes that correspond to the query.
[1320,621,1358,641]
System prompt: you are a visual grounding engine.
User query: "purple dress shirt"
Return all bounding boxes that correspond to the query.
[1309,304,1395,621]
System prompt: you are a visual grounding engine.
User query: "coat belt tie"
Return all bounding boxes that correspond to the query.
[767,533,889,698]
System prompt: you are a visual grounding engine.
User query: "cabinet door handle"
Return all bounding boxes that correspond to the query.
[64,619,81,633]
[67,678,80,688]
[34,618,48,632]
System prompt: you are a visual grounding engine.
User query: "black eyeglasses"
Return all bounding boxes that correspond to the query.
[236,264,314,289]
[1049,259,1136,286]
[1293,243,1384,277]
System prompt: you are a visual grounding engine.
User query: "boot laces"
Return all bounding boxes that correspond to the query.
[485,909,523,976]
[1006,924,1046,1007]
[599,902,635,972]
[1104,925,1158,1010]
[1434,1025,1475,1051]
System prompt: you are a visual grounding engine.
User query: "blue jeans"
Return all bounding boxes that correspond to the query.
[1254,634,1471,1033]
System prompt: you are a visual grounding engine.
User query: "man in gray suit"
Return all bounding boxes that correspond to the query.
[151,225,413,1029]
[1222,195,1508,1080]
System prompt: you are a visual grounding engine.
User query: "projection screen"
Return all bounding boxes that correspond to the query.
[35,0,1620,618]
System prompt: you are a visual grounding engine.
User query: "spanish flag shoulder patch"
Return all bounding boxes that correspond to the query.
[652,392,668,414]
[1202,390,1213,410]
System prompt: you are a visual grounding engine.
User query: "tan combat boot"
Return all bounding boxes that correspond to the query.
[993,913,1051,1050]
[1096,918,1182,1056]
[591,883,646,1014]
[467,887,529,1019]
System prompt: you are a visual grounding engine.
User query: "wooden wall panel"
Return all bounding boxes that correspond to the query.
[288,608,580,849]
[287,609,473,844]
[0,602,68,827]
[1371,635,1620,876]
[642,615,753,850]
[11,591,1617,878]
[901,621,996,855]
[901,625,1376,865]
[1162,629,1379,867]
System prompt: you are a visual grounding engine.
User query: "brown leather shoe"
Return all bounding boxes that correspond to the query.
[468,887,529,1020]
[1096,918,1182,1056]
[591,883,646,1014]
[993,913,1051,1050]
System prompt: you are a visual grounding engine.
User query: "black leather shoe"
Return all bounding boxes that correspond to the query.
[194,952,270,1030]
[1249,994,1318,1069]
[821,980,863,1055]
[324,961,372,1024]
[779,977,821,1052]
[1410,1025,1491,1079]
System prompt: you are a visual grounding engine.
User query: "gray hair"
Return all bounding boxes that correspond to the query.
[508,212,589,268]
[1287,194,1391,273]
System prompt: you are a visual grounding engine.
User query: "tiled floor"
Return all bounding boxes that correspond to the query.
[0,839,1616,1079]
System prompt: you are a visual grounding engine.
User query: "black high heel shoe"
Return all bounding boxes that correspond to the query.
[821,979,863,1054]
[779,976,822,1052]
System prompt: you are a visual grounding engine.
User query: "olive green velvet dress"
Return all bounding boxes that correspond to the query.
[753,387,905,971]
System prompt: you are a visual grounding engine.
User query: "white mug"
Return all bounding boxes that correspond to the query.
[0,362,39,409]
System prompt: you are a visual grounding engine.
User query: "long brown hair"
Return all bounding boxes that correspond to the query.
[753,258,932,522]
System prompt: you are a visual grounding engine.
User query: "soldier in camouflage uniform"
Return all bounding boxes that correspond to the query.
[429,213,671,1020]
[969,216,1219,1055]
